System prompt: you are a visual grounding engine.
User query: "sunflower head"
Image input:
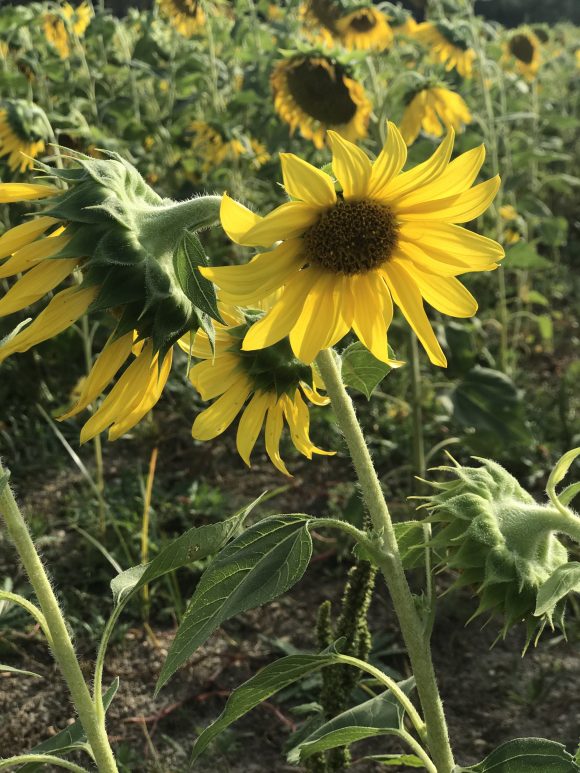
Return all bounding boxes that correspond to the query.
[421,458,570,646]
[334,5,393,51]
[183,307,333,475]
[42,2,92,59]
[157,0,205,37]
[505,28,541,80]
[0,100,52,173]
[399,81,472,146]
[414,21,476,78]
[271,53,371,149]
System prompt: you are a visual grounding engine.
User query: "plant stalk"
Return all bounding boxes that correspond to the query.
[0,460,118,773]
[315,349,454,773]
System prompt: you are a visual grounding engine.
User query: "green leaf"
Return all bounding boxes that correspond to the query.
[394,521,426,569]
[548,447,580,489]
[111,495,263,606]
[18,679,119,772]
[157,514,313,692]
[341,342,397,400]
[535,563,580,617]
[362,754,425,767]
[173,230,222,322]
[0,664,42,679]
[465,737,579,772]
[191,650,342,764]
[287,678,415,763]
[559,482,580,507]
[503,243,551,271]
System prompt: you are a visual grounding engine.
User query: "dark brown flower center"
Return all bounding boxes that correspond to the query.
[173,0,200,16]
[510,34,534,64]
[303,200,398,275]
[285,59,357,126]
[349,11,375,32]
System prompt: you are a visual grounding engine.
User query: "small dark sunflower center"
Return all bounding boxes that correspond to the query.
[349,12,376,32]
[510,34,534,64]
[304,200,399,275]
[285,59,357,125]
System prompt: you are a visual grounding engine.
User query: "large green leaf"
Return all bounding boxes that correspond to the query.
[287,678,415,763]
[157,514,313,691]
[18,679,119,772]
[173,230,221,322]
[110,495,264,606]
[341,342,397,400]
[503,242,551,271]
[190,650,344,763]
[463,738,579,772]
[535,563,580,617]
[394,521,426,569]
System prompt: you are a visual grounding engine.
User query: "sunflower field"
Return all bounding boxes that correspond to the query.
[0,0,579,771]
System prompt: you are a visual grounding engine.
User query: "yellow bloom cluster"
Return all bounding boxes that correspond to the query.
[43,2,92,59]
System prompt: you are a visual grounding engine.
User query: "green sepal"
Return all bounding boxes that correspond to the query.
[173,230,222,323]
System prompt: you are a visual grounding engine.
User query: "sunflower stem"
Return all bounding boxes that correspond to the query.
[0,459,118,773]
[315,349,455,773]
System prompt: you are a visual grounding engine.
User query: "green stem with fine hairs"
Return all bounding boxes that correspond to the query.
[0,461,118,773]
[315,349,455,773]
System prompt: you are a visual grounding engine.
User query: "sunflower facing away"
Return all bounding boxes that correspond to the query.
[399,85,472,146]
[504,28,541,81]
[202,123,504,369]
[0,101,52,173]
[157,0,205,37]
[181,306,333,475]
[414,21,476,79]
[43,2,92,59]
[271,54,371,150]
[0,153,220,442]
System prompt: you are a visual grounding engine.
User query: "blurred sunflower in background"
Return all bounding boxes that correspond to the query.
[334,5,393,51]
[504,28,541,81]
[414,21,475,78]
[157,0,205,37]
[0,101,52,173]
[271,53,371,149]
[202,124,504,369]
[399,84,472,146]
[182,306,333,476]
[189,121,269,174]
[42,1,92,59]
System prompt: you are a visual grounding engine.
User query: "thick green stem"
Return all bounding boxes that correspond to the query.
[0,462,118,773]
[315,349,454,773]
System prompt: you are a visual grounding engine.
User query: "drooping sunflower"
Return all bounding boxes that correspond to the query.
[42,2,92,59]
[399,85,472,146]
[0,101,52,173]
[271,54,371,150]
[181,306,333,476]
[202,123,504,368]
[334,6,393,51]
[413,21,476,79]
[157,0,205,37]
[503,28,541,81]
[0,153,221,441]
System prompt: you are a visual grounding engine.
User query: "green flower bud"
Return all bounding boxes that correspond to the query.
[420,457,571,647]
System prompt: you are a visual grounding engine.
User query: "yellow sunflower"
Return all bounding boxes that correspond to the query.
[399,86,472,146]
[334,6,393,51]
[42,2,92,59]
[202,123,504,369]
[0,101,51,173]
[181,306,333,476]
[189,121,270,173]
[413,21,476,79]
[503,28,541,81]
[271,54,371,150]
[157,0,205,37]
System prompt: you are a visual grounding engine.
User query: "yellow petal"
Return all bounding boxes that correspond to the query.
[236,391,271,466]
[0,257,78,316]
[398,261,478,317]
[0,183,59,203]
[220,193,263,246]
[327,130,372,200]
[0,232,71,279]
[289,273,340,364]
[192,374,252,441]
[200,239,304,305]
[265,399,291,476]
[0,286,97,363]
[243,269,318,351]
[398,176,500,223]
[280,153,337,207]
[283,390,334,459]
[399,222,504,264]
[368,122,408,199]
[382,129,455,201]
[242,201,319,246]
[59,332,133,419]
[395,240,491,277]
[351,273,395,364]
[0,216,60,260]
[381,261,447,367]
[300,381,330,406]
[189,353,242,400]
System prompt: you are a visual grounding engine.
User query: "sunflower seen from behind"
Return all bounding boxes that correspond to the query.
[399,84,472,146]
[202,123,504,369]
[0,101,52,173]
[271,53,371,149]
[182,306,333,476]
[414,21,475,78]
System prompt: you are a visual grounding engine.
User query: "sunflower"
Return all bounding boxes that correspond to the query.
[0,153,220,442]
[42,2,92,59]
[499,204,522,244]
[182,306,333,475]
[504,28,541,81]
[157,0,205,37]
[334,6,393,51]
[413,21,476,79]
[271,54,371,150]
[189,121,270,173]
[202,124,504,369]
[0,101,51,173]
[399,85,472,146]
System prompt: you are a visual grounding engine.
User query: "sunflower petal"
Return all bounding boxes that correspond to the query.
[189,353,243,400]
[327,130,372,199]
[283,390,334,458]
[0,183,59,203]
[0,257,78,316]
[280,153,337,207]
[0,216,60,260]
[397,175,501,222]
[351,273,396,364]
[236,391,271,466]
[399,222,504,264]
[368,122,408,199]
[398,261,478,317]
[382,129,455,201]
[0,232,70,279]
[242,201,319,246]
[289,273,340,364]
[192,374,252,441]
[220,193,263,245]
[265,399,291,476]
